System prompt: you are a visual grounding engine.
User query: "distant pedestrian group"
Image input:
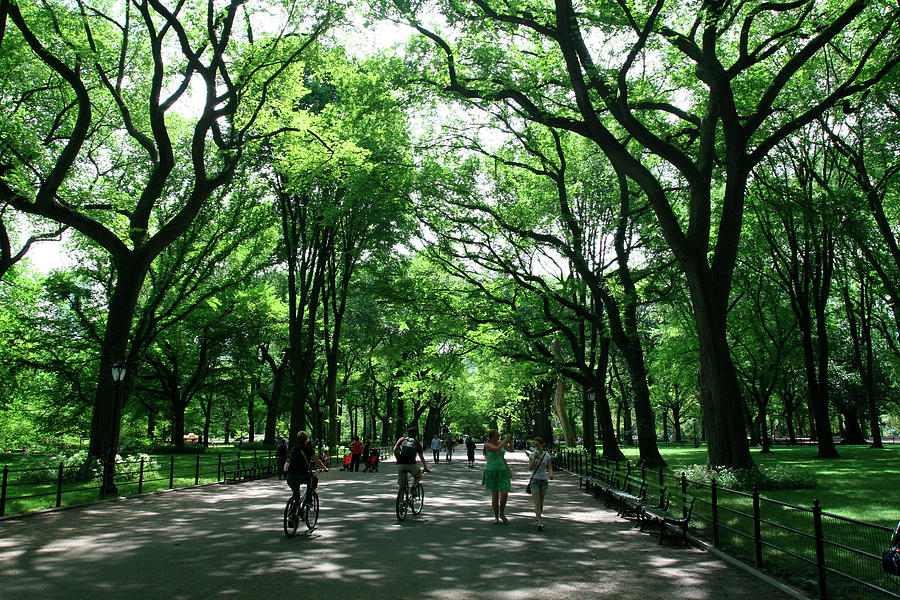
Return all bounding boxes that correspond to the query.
[285,428,554,532]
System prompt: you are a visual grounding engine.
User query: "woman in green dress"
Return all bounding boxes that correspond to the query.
[482,429,514,523]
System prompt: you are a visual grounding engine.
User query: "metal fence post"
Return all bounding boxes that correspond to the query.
[681,473,688,518]
[711,478,719,547]
[169,455,175,489]
[217,454,222,482]
[753,487,763,567]
[0,465,7,516]
[813,499,827,599]
[138,458,144,494]
[194,454,200,485]
[56,463,64,507]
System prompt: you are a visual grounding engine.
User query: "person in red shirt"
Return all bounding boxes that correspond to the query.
[349,436,363,472]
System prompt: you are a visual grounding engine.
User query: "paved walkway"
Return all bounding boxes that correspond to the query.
[0,451,795,599]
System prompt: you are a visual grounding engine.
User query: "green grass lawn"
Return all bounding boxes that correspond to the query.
[0,451,273,515]
[608,444,900,598]
[619,444,900,526]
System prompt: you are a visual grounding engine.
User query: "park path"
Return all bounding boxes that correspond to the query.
[0,450,797,600]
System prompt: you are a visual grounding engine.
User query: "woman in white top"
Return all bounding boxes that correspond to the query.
[528,436,553,531]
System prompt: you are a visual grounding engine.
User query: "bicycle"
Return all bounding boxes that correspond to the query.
[396,477,424,521]
[284,483,319,537]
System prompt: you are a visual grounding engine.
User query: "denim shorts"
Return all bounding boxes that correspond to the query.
[530,478,549,491]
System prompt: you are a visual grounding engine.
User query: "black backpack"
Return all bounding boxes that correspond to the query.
[398,436,418,459]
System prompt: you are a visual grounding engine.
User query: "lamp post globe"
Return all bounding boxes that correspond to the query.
[111,361,126,382]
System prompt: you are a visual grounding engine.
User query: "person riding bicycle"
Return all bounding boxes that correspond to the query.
[393,426,430,492]
[286,430,328,502]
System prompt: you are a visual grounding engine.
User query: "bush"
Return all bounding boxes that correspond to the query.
[234,441,276,451]
[132,442,208,454]
[13,450,160,484]
[681,464,817,491]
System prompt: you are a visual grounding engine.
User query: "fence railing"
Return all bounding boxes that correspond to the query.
[559,448,900,600]
[0,451,276,517]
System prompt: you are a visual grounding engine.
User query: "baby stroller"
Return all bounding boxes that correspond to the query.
[363,451,379,473]
[340,453,353,471]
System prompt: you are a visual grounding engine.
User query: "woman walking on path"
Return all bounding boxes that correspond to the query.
[482,430,513,523]
[465,435,476,467]
[527,437,553,531]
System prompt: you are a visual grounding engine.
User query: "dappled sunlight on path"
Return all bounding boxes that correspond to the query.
[0,450,793,599]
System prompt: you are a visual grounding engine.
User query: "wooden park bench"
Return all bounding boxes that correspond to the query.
[634,479,667,527]
[610,473,646,519]
[254,455,273,478]
[640,489,696,544]
[223,458,256,483]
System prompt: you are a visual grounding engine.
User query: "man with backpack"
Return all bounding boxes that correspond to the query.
[393,426,430,491]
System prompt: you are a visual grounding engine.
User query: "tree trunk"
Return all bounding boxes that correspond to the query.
[383,385,395,444]
[785,411,796,444]
[861,284,883,448]
[691,278,755,469]
[203,397,212,446]
[172,398,187,447]
[88,262,148,459]
[812,274,839,457]
[622,401,632,447]
[743,397,759,446]
[672,402,682,442]
[595,338,625,460]
[581,388,596,453]
[661,407,669,442]
[550,339,576,446]
[248,396,255,444]
[841,405,865,444]
[395,387,405,439]
[759,402,772,453]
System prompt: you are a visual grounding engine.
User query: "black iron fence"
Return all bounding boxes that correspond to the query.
[0,451,276,517]
[560,449,900,600]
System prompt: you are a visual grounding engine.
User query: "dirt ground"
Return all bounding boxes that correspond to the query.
[0,450,801,599]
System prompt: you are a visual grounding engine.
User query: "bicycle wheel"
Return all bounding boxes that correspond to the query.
[396,486,408,521]
[283,496,300,537]
[303,490,319,530]
[412,483,424,515]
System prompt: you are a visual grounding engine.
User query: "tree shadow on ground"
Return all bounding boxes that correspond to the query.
[0,451,793,600]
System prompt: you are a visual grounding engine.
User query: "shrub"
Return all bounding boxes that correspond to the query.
[681,464,816,491]
[234,441,276,451]
[12,451,160,484]
[139,443,208,455]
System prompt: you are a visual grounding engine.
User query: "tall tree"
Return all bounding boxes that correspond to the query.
[0,0,334,462]
[384,0,900,468]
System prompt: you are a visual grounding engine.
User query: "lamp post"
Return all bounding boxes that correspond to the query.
[102,362,127,496]
[587,389,597,456]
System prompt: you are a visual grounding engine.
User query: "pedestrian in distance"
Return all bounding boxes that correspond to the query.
[465,435,476,468]
[362,436,371,467]
[482,429,513,523]
[442,426,454,463]
[349,436,363,472]
[275,438,288,480]
[527,437,553,531]
[431,434,442,464]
